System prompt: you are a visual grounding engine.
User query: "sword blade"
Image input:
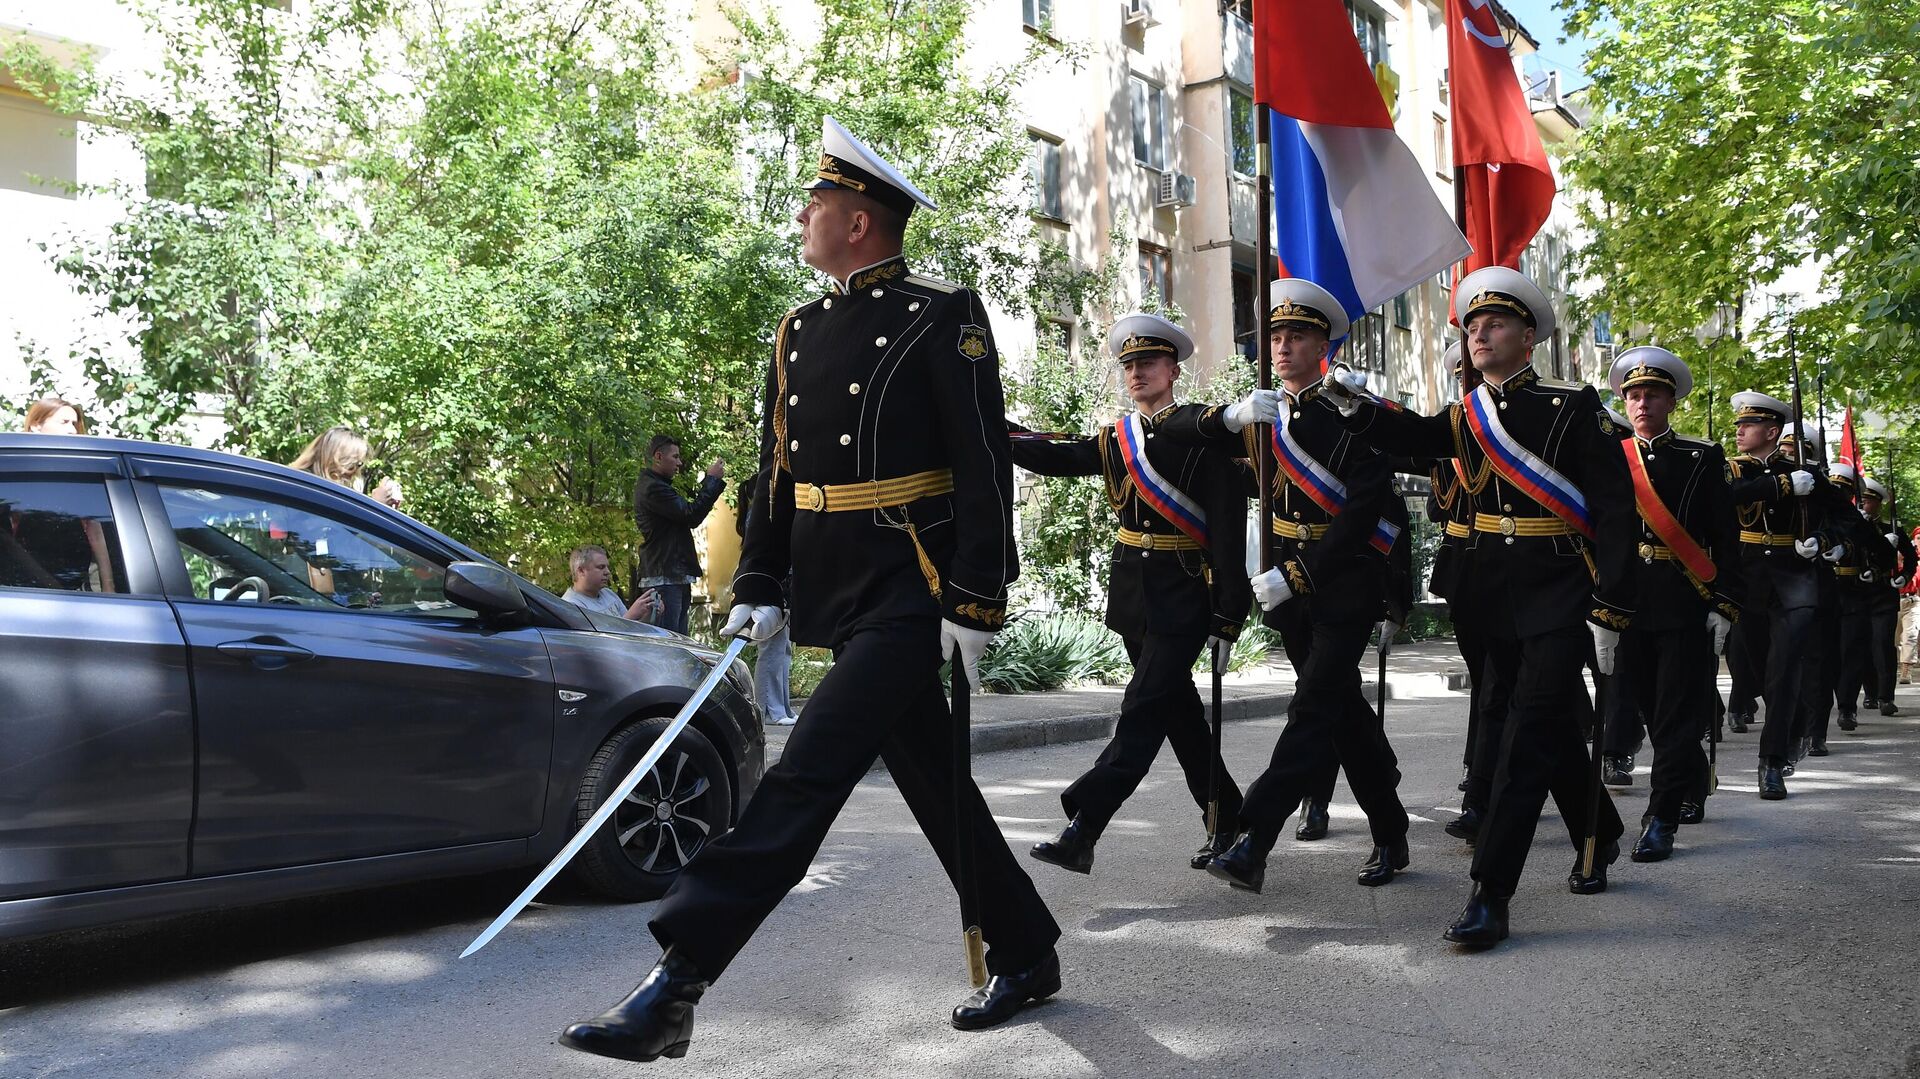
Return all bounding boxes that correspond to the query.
[460,634,751,959]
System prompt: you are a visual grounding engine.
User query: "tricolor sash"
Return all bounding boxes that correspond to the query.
[1370,517,1402,556]
[1620,438,1718,583]
[1462,384,1596,539]
[1116,412,1209,548]
[1272,405,1348,516]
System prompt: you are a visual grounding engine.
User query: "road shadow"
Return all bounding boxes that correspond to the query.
[1032,999,1218,1077]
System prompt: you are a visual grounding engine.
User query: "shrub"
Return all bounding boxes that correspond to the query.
[978,612,1129,694]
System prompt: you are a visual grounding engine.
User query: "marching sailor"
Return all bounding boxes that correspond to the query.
[1010,313,1252,875]
[1856,476,1912,720]
[1722,393,1815,740]
[1602,348,1743,861]
[1319,266,1631,947]
[1160,278,1414,895]
[560,117,1062,1062]
[1824,463,1894,748]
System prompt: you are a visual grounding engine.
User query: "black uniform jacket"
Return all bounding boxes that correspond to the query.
[1728,451,1846,612]
[1337,366,1638,636]
[1829,500,1897,612]
[731,255,1017,648]
[1158,386,1393,626]
[1424,458,1470,601]
[1618,429,1743,633]
[1008,404,1250,642]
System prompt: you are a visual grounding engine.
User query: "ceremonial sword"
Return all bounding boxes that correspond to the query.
[1580,672,1609,881]
[1207,639,1224,856]
[953,644,988,989]
[461,634,751,958]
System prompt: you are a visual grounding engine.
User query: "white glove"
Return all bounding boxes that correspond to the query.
[1794,537,1821,560]
[1250,567,1294,611]
[1318,366,1369,417]
[1822,542,1847,562]
[1886,532,1900,547]
[940,618,994,693]
[1894,576,1908,589]
[1789,470,1816,496]
[1378,620,1402,654]
[720,603,786,643]
[1207,635,1234,670]
[1706,611,1732,656]
[1590,622,1620,675]
[1222,389,1281,432]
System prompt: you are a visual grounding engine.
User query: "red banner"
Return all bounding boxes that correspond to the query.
[1447,0,1556,277]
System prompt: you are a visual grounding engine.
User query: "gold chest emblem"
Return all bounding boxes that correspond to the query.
[958,325,989,361]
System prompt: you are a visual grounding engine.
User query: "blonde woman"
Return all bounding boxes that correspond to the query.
[289,425,403,508]
[17,397,114,592]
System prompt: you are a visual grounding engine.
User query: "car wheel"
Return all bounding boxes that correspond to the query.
[571,716,734,901]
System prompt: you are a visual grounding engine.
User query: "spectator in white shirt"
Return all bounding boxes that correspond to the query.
[563,544,661,622]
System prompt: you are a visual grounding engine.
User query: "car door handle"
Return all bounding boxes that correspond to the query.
[216,638,316,669]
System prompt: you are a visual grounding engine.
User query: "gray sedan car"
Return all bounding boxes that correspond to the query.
[0,433,764,941]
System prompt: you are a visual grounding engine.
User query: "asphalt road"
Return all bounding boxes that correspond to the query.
[4,686,1918,1079]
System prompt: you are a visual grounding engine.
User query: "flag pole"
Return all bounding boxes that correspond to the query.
[1255,97,1275,573]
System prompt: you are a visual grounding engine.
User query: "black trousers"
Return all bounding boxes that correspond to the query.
[1727,610,1768,717]
[1238,604,1408,846]
[650,619,1060,980]
[1061,631,1244,836]
[1804,602,1840,745]
[1836,606,1875,716]
[1455,611,1487,771]
[1618,624,1713,823]
[1462,650,1590,827]
[1601,663,1645,759]
[1759,604,1816,761]
[1869,596,1900,703]
[1470,623,1624,897]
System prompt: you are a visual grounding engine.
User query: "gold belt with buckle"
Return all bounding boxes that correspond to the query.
[1637,542,1677,563]
[793,469,954,512]
[1738,529,1796,548]
[1117,527,1202,551]
[1271,520,1331,541]
[1472,512,1574,537]
[1835,566,1860,577]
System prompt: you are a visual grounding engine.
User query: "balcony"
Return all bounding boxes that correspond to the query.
[1223,11,1252,87]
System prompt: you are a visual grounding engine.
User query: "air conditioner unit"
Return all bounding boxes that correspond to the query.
[1122,0,1158,28]
[1155,171,1197,209]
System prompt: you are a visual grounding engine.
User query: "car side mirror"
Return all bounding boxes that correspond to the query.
[445,561,530,622]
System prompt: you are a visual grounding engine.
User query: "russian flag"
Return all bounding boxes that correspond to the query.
[1255,0,1469,334]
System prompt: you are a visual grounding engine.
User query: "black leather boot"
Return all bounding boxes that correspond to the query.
[1568,838,1619,894]
[1678,800,1705,825]
[560,948,708,1062]
[1603,755,1633,787]
[1759,760,1788,800]
[1030,815,1102,875]
[1189,828,1234,870]
[951,950,1061,1031]
[1727,711,1751,733]
[1294,798,1330,841]
[1881,701,1901,716]
[1631,818,1676,862]
[1356,838,1410,887]
[1442,883,1510,948]
[1457,765,1471,792]
[1207,827,1277,893]
[1837,711,1858,732]
[1862,697,1878,710]
[1444,805,1482,843]
[1809,738,1830,757]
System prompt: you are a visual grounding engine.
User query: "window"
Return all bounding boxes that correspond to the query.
[1129,75,1169,171]
[157,484,472,617]
[1228,89,1257,176]
[1343,309,1389,376]
[1434,113,1451,178]
[1232,267,1258,362]
[1037,317,1073,356]
[1592,312,1614,346]
[1139,243,1172,306]
[1345,1,1389,67]
[1223,0,1253,20]
[1030,133,1064,220]
[0,478,122,593]
[1392,290,1412,329]
[1022,0,1052,31]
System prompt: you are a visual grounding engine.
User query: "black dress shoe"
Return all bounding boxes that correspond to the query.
[1030,816,1100,875]
[1294,798,1330,841]
[1457,765,1471,792]
[1207,829,1275,893]
[1568,839,1619,894]
[1759,761,1788,800]
[951,950,1061,1031]
[1792,736,1811,763]
[1631,818,1676,862]
[1809,739,1830,757]
[1862,697,1878,710]
[1603,755,1633,787]
[1678,801,1705,825]
[1442,884,1510,948]
[561,949,708,1062]
[1357,839,1410,886]
[1189,829,1234,870]
[1728,711,1751,733]
[1443,806,1482,843]
[1838,711,1859,732]
[1881,701,1901,717]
